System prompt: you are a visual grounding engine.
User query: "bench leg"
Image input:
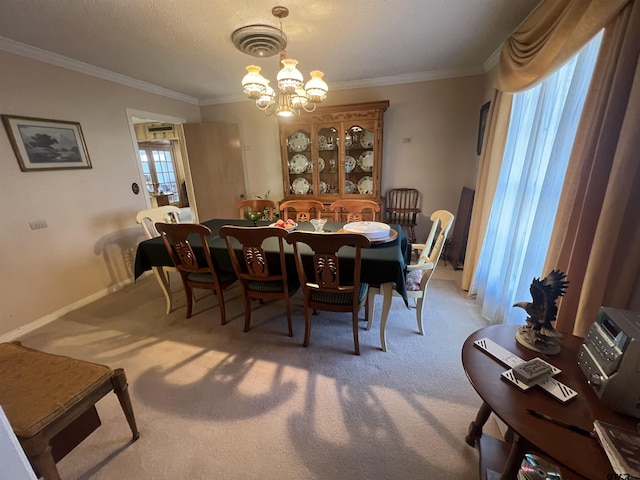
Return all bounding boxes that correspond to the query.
[28,439,61,480]
[111,369,140,441]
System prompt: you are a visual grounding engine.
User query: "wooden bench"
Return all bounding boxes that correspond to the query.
[0,342,139,480]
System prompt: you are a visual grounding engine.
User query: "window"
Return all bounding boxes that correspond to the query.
[470,32,603,325]
[139,143,180,204]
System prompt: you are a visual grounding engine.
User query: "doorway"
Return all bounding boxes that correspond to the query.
[126,108,195,221]
[126,108,247,223]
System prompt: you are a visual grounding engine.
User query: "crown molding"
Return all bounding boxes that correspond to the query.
[1,36,493,108]
[483,43,503,72]
[0,36,199,105]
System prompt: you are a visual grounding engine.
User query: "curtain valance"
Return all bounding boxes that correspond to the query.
[497,0,628,92]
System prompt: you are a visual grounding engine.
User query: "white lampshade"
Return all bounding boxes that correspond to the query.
[242,65,268,99]
[291,87,309,109]
[277,58,304,93]
[305,70,328,103]
[255,83,275,110]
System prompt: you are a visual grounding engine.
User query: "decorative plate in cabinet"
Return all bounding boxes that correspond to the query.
[292,177,310,194]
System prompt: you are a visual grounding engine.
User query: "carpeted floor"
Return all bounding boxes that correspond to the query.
[19,263,499,479]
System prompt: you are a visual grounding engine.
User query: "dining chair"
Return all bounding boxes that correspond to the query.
[279,200,325,222]
[329,199,380,223]
[136,205,182,314]
[136,205,182,239]
[236,199,278,221]
[286,231,371,355]
[368,210,454,336]
[219,226,299,336]
[155,222,237,324]
[384,188,421,243]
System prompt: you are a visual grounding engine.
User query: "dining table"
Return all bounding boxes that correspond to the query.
[134,219,412,351]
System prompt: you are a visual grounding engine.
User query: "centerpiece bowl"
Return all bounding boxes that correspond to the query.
[244,210,264,226]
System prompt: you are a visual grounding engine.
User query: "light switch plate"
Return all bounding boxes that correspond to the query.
[29,220,48,230]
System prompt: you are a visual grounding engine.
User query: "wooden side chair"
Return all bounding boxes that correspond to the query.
[219,226,299,336]
[368,210,454,338]
[136,205,182,314]
[279,200,324,222]
[384,188,421,243]
[329,199,380,223]
[136,205,182,239]
[0,342,139,480]
[286,231,371,355]
[155,222,237,324]
[236,199,278,221]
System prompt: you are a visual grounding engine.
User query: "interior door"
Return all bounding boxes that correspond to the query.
[182,123,246,221]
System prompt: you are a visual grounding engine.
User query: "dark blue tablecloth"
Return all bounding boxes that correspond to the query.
[134,219,411,303]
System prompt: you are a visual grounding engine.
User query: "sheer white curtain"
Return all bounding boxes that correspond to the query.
[470,32,602,325]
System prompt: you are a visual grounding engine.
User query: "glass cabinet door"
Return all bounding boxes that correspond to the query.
[316,125,340,196]
[279,101,388,204]
[285,129,312,196]
[345,124,375,196]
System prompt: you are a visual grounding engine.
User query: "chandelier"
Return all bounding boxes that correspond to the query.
[232,6,328,117]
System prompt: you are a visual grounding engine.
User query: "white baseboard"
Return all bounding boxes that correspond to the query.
[0,278,134,343]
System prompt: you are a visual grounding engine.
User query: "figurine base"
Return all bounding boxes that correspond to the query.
[516,326,561,355]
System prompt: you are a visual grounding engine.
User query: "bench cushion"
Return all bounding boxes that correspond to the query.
[0,343,113,438]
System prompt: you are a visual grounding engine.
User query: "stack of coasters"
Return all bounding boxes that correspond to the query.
[512,358,552,385]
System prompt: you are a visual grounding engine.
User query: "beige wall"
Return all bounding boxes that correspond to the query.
[201,75,485,241]
[0,52,201,337]
[0,49,485,338]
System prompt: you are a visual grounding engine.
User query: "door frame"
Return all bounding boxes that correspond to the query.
[125,108,198,220]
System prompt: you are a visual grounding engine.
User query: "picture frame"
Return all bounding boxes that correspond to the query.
[1,114,92,171]
[476,101,491,155]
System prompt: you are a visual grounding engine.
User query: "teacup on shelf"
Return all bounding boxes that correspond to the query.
[310,218,327,232]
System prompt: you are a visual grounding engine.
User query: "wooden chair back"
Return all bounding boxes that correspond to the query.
[155,222,236,323]
[279,200,324,222]
[136,205,181,238]
[329,199,380,222]
[384,188,421,242]
[236,199,278,221]
[219,226,297,335]
[286,231,371,355]
[416,210,455,267]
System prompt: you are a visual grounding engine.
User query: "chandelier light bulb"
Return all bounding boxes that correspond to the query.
[305,70,328,103]
[242,65,268,100]
[277,58,304,94]
[255,82,275,110]
[291,87,309,109]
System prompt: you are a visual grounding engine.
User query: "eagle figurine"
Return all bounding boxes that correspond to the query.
[514,270,569,354]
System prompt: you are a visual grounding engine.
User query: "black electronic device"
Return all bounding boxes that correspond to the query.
[577,307,640,418]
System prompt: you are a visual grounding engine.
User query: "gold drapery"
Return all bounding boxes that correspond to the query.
[461,91,512,292]
[463,0,640,336]
[498,0,628,92]
[544,2,640,336]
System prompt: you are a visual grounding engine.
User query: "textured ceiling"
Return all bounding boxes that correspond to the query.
[0,0,541,105]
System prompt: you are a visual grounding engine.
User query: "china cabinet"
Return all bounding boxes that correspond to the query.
[278,101,389,216]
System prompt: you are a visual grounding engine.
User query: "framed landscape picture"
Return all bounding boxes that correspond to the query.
[1,115,92,171]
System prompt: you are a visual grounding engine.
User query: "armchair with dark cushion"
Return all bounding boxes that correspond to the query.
[219,225,299,336]
[286,231,371,355]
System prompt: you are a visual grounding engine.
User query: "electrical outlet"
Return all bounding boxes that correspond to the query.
[29,220,48,230]
[402,137,412,143]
